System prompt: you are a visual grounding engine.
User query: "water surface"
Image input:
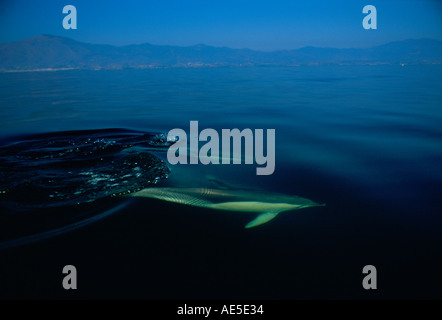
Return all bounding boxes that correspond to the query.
[0,66,441,299]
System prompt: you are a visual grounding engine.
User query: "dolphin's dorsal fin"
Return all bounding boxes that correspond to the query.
[206,175,234,190]
[245,210,280,229]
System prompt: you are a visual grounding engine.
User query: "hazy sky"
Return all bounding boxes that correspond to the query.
[0,0,441,50]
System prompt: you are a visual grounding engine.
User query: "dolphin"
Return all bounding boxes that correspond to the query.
[132,187,324,228]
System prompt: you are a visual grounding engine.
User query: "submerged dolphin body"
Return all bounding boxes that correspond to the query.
[132,187,324,228]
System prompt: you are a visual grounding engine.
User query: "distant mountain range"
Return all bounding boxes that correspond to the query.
[1,35,441,71]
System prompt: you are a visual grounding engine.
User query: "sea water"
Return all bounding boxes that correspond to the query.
[0,66,441,298]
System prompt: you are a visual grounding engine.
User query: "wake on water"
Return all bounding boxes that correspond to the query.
[0,129,172,249]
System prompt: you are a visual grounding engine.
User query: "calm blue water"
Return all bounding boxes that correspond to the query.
[0,66,441,298]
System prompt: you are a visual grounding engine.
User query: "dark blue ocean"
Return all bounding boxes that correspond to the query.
[0,66,441,299]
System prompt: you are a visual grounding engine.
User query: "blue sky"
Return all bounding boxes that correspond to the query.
[0,0,441,50]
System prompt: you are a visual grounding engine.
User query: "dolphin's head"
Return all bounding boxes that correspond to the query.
[299,202,326,209]
[285,195,325,209]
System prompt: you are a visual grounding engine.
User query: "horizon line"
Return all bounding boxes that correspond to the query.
[2,34,441,53]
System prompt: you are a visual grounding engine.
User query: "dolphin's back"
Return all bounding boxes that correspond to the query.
[133,187,214,207]
[134,187,320,207]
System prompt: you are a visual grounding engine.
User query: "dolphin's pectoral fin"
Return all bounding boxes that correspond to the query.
[245,211,281,229]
